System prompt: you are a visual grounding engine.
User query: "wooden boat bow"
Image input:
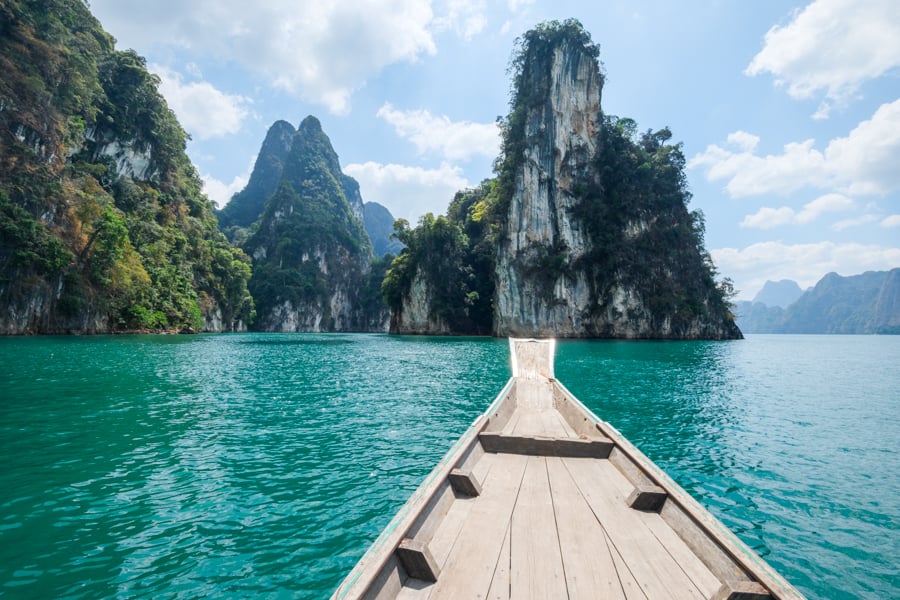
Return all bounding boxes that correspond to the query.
[332,339,805,599]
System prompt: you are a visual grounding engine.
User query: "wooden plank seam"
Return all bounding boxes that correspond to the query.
[710,580,773,600]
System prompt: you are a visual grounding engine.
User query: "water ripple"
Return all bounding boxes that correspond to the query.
[1,334,897,598]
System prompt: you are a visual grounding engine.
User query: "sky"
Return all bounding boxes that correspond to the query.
[88,0,900,300]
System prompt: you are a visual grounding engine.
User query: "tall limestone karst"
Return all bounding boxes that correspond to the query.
[384,20,740,339]
[216,120,296,237]
[238,116,387,331]
[0,0,254,333]
[492,20,740,339]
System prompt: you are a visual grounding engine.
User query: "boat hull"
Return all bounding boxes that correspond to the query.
[332,339,804,599]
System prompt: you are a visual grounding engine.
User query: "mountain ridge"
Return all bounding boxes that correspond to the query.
[735,269,900,334]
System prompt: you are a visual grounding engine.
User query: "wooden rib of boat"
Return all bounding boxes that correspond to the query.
[332,339,805,600]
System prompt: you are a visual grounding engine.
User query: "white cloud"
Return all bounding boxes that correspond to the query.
[833,214,879,231]
[152,66,252,140]
[712,241,900,300]
[202,173,249,208]
[796,193,856,222]
[740,207,796,229]
[91,0,438,114]
[726,130,760,152]
[745,0,900,115]
[434,0,488,40]
[741,193,856,229]
[824,100,900,195]
[344,161,469,222]
[690,99,900,198]
[507,0,535,12]
[882,214,900,228]
[377,103,500,161]
[690,138,827,197]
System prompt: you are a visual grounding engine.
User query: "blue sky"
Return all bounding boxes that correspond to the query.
[89,0,899,300]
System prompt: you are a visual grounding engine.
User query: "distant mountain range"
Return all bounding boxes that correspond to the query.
[735,269,900,334]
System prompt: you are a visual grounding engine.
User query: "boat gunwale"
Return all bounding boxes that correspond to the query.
[551,377,805,600]
[331,377,517,600]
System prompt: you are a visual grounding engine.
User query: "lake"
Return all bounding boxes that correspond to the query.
[0,334,897,598]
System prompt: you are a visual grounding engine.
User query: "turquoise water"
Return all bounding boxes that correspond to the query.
[0,334,897,598]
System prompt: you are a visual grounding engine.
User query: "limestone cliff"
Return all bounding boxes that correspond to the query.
[494,24,600,337]
[389,268,451,335]
[0,0,254,334]
[493,20,740,339]
[217,120,295,232]
[384,185,495,335]
[243,116,388,332]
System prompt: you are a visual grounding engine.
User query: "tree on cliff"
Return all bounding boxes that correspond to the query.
[0,0,254,333]
[382,181,496,335]
[386,19,741,339]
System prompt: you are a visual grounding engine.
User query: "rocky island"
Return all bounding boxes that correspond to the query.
[386,21,741,339]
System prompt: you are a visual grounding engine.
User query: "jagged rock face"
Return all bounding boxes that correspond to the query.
[0,0,255,335]
[0,278,108,334]
[217,120,295,229]
[493,24,740,339]
[341,174,365,225]
[494,39,602,337]
[390,268,450,334]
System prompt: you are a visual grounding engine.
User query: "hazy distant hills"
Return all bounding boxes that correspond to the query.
[751,279,805,309]
[735,269,900,334]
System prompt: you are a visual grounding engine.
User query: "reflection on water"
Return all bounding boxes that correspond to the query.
[0,334,897,599]
[557,336,900,599]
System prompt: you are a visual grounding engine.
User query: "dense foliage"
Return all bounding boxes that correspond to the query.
[572,117,735,327]
[0,0,253,332]
[383,181,497,334]
[387,19,738,337]
[216,120,296,239]
[243,117,379,330]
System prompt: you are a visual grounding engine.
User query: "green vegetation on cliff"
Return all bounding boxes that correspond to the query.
[241,116,380,330]
[386,19,739,338]
[0,0,253,333]
[572,118,734,328]
[382,180,496,334]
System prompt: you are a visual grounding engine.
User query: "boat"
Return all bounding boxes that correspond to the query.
[332,339,804,599]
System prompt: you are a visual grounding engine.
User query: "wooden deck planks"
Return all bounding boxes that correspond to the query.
[510,407,544,436]
[537,408,574,438]
[545,456,627,599]
[485,525,511,599]
[509,456,568,599]
[422,453,528,598]
[563,457,709,600]
[502,405,577,438]
[397,411,718,600]
[598,458,722,597]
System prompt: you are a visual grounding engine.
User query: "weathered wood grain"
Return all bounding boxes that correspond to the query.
[479,432,613,458]
[545,456,626,599]
[564,457,708,600]
[423,453,527,598]
[510,456,567,599]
